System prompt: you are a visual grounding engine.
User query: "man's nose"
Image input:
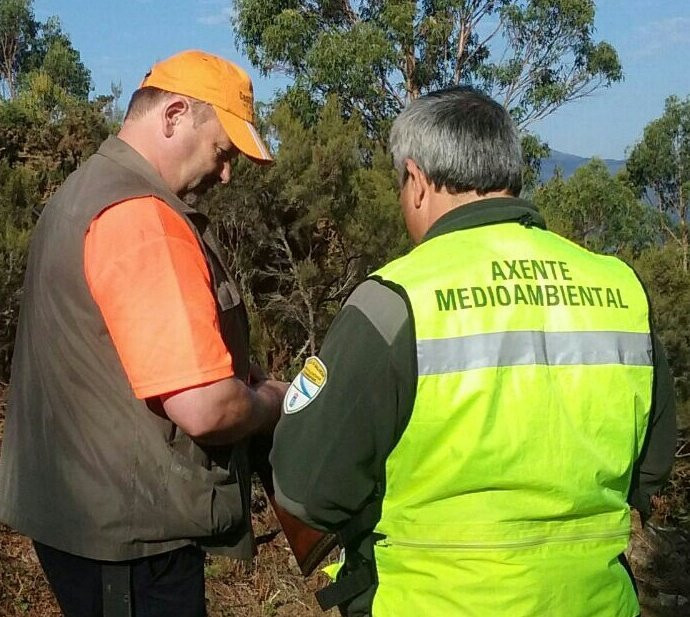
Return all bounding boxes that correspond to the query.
[219,160,231,184]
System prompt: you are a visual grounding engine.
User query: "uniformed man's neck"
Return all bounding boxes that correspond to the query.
[422,188,514,239]
[408,187,513,244]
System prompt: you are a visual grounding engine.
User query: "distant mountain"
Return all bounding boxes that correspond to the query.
[539,150,625,183]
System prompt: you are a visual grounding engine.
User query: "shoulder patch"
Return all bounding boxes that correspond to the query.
[284,356,328,414]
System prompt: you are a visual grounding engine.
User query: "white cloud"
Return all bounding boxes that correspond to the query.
[197,5,232,27]
[632,16,690,57]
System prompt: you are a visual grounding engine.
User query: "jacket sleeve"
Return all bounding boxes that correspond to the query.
[270,279,416,532]
[628,333,677,523]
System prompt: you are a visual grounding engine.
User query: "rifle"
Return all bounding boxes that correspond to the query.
[251,435,338,576]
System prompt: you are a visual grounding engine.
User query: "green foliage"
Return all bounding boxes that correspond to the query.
[0,0,90,101]
[200,96,407,377]
[0,91,109,381]
[29,16,91,100]
[350,146,410,261]
[0,2,109,379]
[534,158,656,255]
[520,132,550,193]
[234,0,622,140]
[0,95,110,198]
[0,0,37,99]
[0,162,35,381]
[488,0,622,126]
[0,93,109,380]
[633,245,690,426]
[625,96,690,418]
[627,95,690,272]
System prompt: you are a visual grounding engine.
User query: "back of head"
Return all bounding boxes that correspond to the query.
[389,87,522,197]
[125,85,217,127]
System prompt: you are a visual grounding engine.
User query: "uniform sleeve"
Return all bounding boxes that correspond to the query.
[270,279,416,532]
[628,333,677,522]
[84,196,233,399]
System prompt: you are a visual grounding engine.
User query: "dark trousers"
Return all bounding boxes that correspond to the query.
[33,541,206,617]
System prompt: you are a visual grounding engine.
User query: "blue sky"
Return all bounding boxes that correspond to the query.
[33,0,690,160]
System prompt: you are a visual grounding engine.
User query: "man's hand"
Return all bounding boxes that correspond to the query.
[247,362,288,432]
[252,378,289,432]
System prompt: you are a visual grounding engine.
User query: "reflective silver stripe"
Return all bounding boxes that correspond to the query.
[417,331,653,376]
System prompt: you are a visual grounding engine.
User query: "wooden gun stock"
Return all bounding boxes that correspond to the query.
[252,436,338,576]
[265,486,338,576]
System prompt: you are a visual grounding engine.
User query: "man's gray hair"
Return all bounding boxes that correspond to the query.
[389,87,523,196]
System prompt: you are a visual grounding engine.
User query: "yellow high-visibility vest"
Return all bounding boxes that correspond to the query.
[370,221,653,617]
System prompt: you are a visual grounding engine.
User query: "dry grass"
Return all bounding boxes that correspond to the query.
[0,525,62,616]
[0,492,337,617]
[628,433,690,617]
[203,498,338,617]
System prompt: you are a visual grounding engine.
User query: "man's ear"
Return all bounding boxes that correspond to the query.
[162,97,190,138]
[405,159,429,209]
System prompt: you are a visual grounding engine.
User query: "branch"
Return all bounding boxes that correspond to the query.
[404,47,419,100]
[0,36,18,99]
[320,252,363,303]
[276,226,317,356]
[500,26,556,110]
[518,66,607,128]
[294,337,312,363]
[465,17,503,69]
[453,16,470,85]
[340,0,358,25]
[501,26,575,118]
[381,70,406,108]
[653,201,681,247]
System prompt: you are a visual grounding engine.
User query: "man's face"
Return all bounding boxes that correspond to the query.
[176,110,238,201]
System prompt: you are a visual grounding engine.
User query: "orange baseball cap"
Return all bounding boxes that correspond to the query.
[140,50,272,163]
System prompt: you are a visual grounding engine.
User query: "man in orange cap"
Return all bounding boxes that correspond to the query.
[0,50,286,617]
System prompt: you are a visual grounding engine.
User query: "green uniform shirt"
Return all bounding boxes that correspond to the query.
[271,197,676,531]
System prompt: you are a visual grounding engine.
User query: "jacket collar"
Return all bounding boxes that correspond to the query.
[423,197,546,243]
[95,136,198,217]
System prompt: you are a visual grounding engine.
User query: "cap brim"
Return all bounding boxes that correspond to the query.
[214,106,273,164]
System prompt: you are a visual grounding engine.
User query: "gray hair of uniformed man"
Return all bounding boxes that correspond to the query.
[389,86,523,197]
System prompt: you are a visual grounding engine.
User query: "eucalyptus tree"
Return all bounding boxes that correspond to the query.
[627,95,690,272]
[234,0,622,139]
